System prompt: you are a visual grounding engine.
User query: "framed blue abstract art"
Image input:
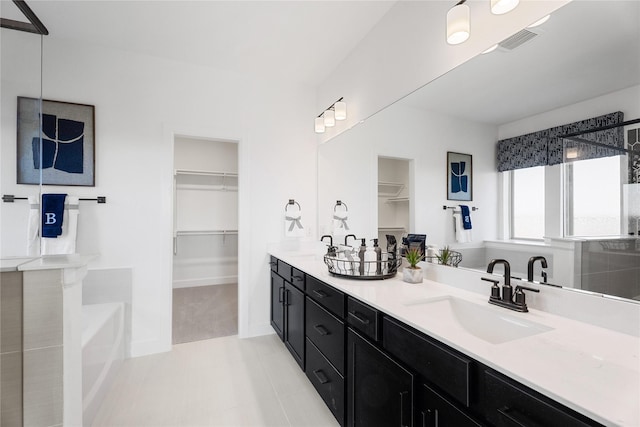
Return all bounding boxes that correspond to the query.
[447,151,472,201]
[17,97,95,186]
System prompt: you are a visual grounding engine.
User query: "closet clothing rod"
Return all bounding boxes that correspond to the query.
[175,230,238,236]
[2,194,107,203]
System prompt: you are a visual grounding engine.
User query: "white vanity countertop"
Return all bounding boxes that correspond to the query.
[0,257,35,272]
[270,250,640,427]
[17,254,96,271]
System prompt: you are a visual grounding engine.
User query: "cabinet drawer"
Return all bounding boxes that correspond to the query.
[270,256,278,272]
[306,297,345,375]
[277,259,292,282]
[291,267,305,291]
[383,316,472,407]
[306,338,345,426]
[346,297,380,342]
[306,276,345,318]
[418,383,484,427]
[482,369,602,427]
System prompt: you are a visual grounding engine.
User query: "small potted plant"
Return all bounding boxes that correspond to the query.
[437,246,452,266]
[403,247,423,283]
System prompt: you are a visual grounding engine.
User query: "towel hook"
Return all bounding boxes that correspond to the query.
[334,200,348,212]
[284,199,301,212]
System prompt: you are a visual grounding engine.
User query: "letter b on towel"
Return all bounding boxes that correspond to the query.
[45,213,57,225]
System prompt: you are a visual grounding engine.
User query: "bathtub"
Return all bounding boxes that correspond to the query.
[82,303,125,426]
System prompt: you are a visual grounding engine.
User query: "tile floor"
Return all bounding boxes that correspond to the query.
[92,334,339,427]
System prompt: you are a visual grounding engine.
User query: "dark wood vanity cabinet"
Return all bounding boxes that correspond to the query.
[347,328,413,427]
[269,257,604,427]
[270,259,305,370]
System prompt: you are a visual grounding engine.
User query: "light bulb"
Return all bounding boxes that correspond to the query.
[315,117,325,133]
[491,0,519,15]
[446,3,470,45]
[324,109,335,127]
[334,101,347,120]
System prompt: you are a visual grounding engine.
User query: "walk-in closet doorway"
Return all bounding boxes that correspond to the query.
[171,136,239,344]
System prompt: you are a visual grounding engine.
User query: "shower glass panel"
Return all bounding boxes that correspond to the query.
[562,127,640,300]
[0,2,44,258]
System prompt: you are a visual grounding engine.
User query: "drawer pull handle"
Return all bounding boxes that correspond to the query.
[292,275,304,281]
[497,407,541,427]
[278,287,284,303]
[313,369,330,384]
[399,391,410,427]
[313,324,330,336]
[313,289,329,298]
[348,310,370,325]
[269,261,277,266]
[421,409,439,427]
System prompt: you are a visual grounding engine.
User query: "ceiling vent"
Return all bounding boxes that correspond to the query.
[498,28,538,51]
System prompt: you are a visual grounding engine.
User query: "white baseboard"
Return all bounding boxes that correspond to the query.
[172,276,238,288]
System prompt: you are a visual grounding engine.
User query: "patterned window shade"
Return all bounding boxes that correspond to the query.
[497,112,624,172]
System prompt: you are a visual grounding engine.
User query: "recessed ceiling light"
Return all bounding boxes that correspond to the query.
[491,0,519,15]
[482,44,498,54]
[528,14,551,28]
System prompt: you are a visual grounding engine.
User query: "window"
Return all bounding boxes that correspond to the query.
[511,166,545,239]
[565,156,621,237]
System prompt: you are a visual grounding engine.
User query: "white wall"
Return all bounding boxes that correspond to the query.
[1,30,318,356]
[318,104,498,248]
[316,0,569,142]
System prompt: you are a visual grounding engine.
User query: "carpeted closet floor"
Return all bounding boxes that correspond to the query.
[172,283,238,344]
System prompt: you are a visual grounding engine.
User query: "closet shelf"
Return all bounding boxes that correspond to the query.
[175,169,238,191]
[176,230,238,236]
[378,181,404,197]
[378,227,406,231]
[386,197,409,203]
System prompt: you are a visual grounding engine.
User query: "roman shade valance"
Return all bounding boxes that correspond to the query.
[497,111,624,172]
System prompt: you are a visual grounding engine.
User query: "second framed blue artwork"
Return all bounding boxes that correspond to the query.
[447,151,472,201]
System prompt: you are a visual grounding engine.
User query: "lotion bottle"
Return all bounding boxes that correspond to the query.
[358,238,367,276]
[364,241,377,276]
[371,238,382,275]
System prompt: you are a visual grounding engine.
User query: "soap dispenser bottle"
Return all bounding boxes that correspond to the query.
[371,238,382,275]
[358,239,367,276]
[364,241,377,276]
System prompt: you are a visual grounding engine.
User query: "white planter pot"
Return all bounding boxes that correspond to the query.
[403,267,423,283]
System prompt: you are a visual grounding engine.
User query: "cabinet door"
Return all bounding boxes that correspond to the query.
[417,383,484,427]
[270,271,284,340]
[284,282,305,370]
[348,328,413,427]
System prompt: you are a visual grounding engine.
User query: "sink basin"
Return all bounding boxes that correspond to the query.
[404,296,553,344]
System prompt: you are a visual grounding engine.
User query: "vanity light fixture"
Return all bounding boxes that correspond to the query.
[324,109,336,127]
[315,97,346,134]
[491,0,519,15]
[447,1,470,45]
[527,14,550,28]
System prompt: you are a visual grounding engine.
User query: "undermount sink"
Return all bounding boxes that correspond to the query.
[404,296,553,344]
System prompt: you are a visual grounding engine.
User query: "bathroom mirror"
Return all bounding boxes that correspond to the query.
[317,0,640,302]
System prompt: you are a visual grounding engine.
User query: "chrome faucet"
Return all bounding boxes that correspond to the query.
[320,235,337,257]
[344,234,357,247]
[484,258,539,312]
[527,256,548,283]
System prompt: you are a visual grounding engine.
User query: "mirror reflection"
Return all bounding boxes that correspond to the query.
[318,0,640,302]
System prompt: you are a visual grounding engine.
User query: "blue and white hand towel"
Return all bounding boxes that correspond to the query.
[41,194,67,238]
[460,205,472,230]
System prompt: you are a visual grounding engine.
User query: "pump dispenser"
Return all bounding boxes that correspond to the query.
[358,238,367,276]
[364,242,376,275]
[372,239,382,275]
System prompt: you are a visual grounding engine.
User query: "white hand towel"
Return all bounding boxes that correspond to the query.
[42,196,79,255]
[453,212,472,243]
[284,209,305,238]
[27,195,40,256]
[332,210,349,236]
